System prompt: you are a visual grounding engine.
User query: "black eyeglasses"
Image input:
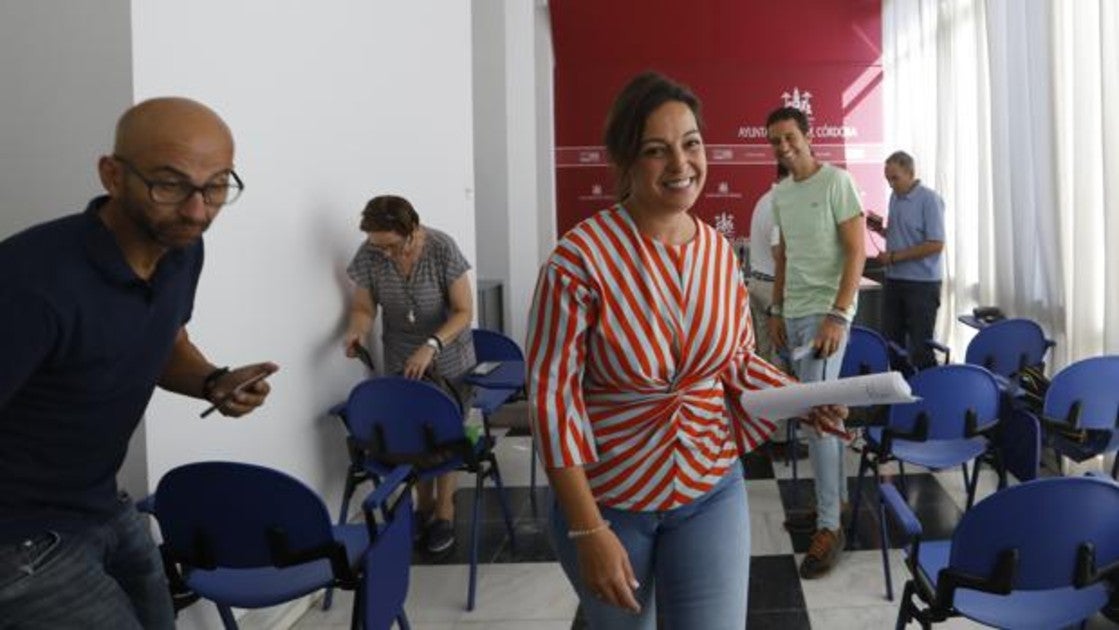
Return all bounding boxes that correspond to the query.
[113,156,244,207]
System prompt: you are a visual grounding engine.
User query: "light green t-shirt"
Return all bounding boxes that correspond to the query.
[773,163,863,319]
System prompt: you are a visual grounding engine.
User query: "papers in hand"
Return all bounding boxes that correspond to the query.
[741,371,918,420]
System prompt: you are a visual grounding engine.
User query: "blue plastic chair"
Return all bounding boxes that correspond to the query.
[1040,355,1119,479]
[361,470,416,630]
[930,317,1055,394]
[470,329,532,491]
[850,364,1002,600]
[881,476,1119,629]
[342,376,516,611]
[151,461,413,630]
[781,326,896,481]
[841,326,894,378]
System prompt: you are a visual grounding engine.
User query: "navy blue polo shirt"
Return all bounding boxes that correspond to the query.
[0,197,203,543]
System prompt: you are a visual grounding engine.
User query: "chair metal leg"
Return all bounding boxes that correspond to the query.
[218,604,238,630]
[965,459,982,510]
[877,490,894,600]
[350,578,362,630]
[895,580,915,630]
[848,451,872,544]
[467,471,483,611]
[488,457,517,550]
[788,419,799,482]
[326,470,360,611]
[897,461,909,498]
[529,436,539,510]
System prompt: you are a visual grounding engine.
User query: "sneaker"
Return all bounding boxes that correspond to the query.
[799,527,846,579]
[425,518,456,555]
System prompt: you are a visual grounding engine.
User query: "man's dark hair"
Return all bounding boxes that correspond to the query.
[765,106,809,135]
[360,195,420,236]
[603,71,704,202]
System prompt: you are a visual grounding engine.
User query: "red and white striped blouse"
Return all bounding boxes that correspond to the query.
[527,206,794,512]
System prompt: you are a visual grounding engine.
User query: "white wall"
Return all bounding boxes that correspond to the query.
[471,0,555,346]
[472,0,509,284]
[0,0,132,235]
[0,1,145,489]
[127,2,475,627]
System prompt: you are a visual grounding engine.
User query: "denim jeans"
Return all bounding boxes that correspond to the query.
[550,462,749,630]
[0,495,174,629]
[785,313,850,531]
[882,279,942,369]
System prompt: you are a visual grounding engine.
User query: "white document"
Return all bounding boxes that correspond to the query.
[741,371,918,420]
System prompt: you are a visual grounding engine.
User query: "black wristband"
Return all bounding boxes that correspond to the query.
[202,366,230,400]
[428,335,444,352]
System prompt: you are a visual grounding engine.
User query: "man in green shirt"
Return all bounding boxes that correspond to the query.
[765,106,866,579]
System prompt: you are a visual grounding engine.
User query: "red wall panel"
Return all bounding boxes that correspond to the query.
[551,0,886,248]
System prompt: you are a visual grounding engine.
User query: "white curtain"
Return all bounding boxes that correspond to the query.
[883,0,1119,369]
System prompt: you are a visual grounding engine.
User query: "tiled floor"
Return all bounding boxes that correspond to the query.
[291,406,1119,630]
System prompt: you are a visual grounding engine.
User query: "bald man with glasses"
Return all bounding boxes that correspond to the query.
[0,98,277,628]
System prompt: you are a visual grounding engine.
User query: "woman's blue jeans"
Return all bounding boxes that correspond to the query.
[550,462,749,630]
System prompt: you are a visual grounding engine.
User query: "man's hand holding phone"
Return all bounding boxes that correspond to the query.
[200,362,279,418]
[865,211,886,236]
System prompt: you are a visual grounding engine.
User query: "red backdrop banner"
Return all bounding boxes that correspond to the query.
[551,0,886,250]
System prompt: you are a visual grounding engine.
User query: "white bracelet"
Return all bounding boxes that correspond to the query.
[567,520,611,539]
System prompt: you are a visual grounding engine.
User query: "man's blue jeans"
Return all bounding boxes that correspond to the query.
[0,495,175,629]
[785,313,850,531]
[550,462,749,630]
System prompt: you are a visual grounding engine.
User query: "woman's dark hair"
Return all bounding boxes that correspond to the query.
[603,71,703,202]
[360,195,420,236]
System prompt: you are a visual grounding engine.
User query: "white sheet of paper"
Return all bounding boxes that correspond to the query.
[741,371,918,420]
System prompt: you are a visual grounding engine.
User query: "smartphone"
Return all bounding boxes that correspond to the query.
[199,369,273,418]
[471,361,501,376]
[352,343,375,371]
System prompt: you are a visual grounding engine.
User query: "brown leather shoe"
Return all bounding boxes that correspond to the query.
[783,509,818,534]
[799,527,846,579]
[783,502,851,534]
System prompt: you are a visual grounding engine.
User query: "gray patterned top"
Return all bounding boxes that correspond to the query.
[347,227,475,378]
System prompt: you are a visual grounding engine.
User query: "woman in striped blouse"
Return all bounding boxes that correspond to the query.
[526,72,848,629]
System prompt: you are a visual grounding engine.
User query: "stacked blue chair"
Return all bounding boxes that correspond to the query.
[151,461,413,630]
[469,329,531,490]
[881,476,1119,629]
[342,376,516,611]
[930,317,1054,395]
[849,364,1002,600]
[1040,355,1119,479]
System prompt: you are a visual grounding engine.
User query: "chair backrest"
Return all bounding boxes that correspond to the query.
[364,490,413,630]
[949,476,1119,590]
[346,376,467,461]
[154,461,337,570]
[964,318,1051,378]
[887,364,1000,439]
[472,328,524,362]
[1044,355,1119,430]
[840,325,892,378]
